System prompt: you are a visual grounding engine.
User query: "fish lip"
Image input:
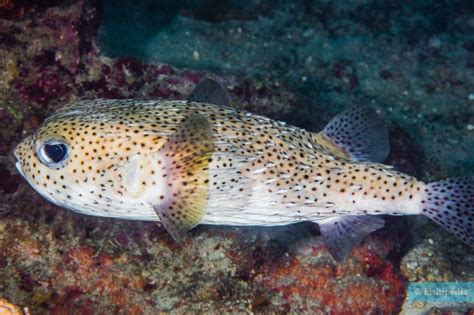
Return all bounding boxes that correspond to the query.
[13,147,24,177]
[13,147,19,161]
[15,161,25,178]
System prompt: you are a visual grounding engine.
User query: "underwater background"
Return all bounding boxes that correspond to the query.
[0,0,473,313]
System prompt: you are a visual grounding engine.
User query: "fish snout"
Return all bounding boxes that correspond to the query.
[13,139,26,163]
[13,135,33,161]
[13,137,32,177]
[13,146,25,177]
[13,146,20,161]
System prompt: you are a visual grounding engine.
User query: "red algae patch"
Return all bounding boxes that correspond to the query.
[262,240,406,314]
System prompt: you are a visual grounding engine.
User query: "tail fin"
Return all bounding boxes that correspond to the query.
[422,177,473,247]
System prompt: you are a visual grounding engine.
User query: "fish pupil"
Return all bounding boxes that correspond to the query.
[44,144,67,163]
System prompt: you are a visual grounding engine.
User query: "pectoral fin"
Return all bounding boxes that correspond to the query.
[153,113,214,241]
[319,215,385,261]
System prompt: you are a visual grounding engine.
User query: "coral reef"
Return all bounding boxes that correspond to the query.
[0,0,472,313]
[0,208,408,313]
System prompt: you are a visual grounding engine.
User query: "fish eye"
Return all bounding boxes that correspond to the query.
[37,139,70,168]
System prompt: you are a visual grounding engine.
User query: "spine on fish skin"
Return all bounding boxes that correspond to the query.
[421,177,474,247]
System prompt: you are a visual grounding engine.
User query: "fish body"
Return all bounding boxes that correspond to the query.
[14,80,473,260]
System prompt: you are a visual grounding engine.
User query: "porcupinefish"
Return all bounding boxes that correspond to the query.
[14,79,473,260]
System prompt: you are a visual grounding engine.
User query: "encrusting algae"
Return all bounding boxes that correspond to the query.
[14,79,474,261]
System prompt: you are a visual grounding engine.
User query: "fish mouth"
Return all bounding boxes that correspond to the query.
[13,147,19,160]
[13,148,25,178]
[15,161,25,178]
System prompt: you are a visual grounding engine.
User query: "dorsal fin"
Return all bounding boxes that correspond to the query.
[319,215,385,261]
[314,105,390,162]
[152,113,214,241]
[188,78,230,106]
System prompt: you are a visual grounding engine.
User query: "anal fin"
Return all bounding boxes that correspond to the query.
[153,113,214,241]
[319,215,385,261]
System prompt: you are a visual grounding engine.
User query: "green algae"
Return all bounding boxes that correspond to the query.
[1,99,23,122]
